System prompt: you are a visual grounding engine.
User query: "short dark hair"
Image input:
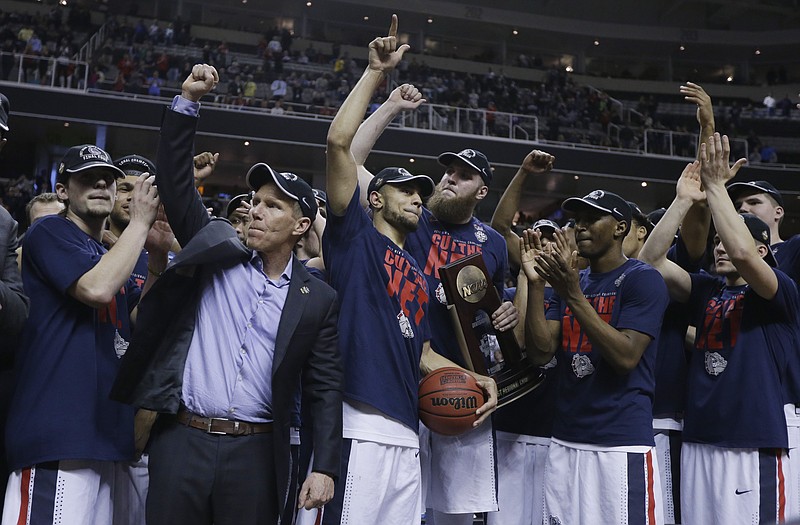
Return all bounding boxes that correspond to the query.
[25,193,61,225]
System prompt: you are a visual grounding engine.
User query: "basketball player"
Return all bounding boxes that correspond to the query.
[639,135,798,524]
[488,151,557,525]
[319,16,497,525]
[350,83,516,525]
[521,188,669,524]
[2,145,167,525]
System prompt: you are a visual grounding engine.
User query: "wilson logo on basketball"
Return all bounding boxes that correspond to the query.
[430,396,479,411]
[439,375,467,385]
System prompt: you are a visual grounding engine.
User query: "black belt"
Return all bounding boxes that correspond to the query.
[176,406,273,436]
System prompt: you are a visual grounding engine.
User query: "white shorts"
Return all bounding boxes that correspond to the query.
[681,442,792,525]
[653,428,682,525]
[1,459,140,525]
[785,404,800,520]
[486,432,549,525]
[421,421,498,514]
[543,440,663,525]
[321,438,421,525]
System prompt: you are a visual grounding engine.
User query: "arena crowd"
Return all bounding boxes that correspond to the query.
[1,14,800,525]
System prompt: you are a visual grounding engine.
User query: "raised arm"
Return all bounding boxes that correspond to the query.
[677,82,744,261]
[701,133,775,298]
[326,15,409,216]
[352,84,424,207]
[490,150,554,267]
[519,229,561,365]
[69,174,160,309]
[157,64,218,247]
[639,162,705,303]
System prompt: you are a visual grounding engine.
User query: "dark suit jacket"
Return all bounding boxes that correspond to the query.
[111,108,343,513]
[0,206,28,355]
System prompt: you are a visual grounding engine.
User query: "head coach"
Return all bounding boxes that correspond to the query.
[111,63,343,525]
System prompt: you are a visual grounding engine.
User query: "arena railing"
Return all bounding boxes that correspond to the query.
[643,128,749,160]
[0,52,89,91]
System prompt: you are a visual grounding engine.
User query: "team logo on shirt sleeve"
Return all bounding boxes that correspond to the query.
[704,351,728,376]
[474,224,488,243]
[435,282,448,305]
[114,329,130,358]
[571,354,595,378]
[397,311,414,339]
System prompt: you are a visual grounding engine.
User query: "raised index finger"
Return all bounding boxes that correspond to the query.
[388,13,398,37]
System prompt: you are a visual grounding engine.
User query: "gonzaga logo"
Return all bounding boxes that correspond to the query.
[459,149,477,158]
[704,351,728,376]
[397,311,414,339]
[585,190,604,201]
[571,354,595,378]
[281,172,298,181]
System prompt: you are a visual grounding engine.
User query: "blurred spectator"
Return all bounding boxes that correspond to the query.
[763,92,776,116]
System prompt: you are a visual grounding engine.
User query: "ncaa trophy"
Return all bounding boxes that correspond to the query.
[438,253,543,406]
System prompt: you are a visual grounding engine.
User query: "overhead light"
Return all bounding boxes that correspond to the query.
[306,1,312,6]
[593,40,599,46]
[641,182,648,187]
[512,29,518,35]
[363,16,369,20]
[427,17,433,23]
[573,175,579,180]
[755,49,761,55]
[409,158,415,163]
[63,122,70,127]
[244,141,250,146]
[679,45,685,51]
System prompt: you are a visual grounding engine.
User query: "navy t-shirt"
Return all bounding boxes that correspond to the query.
[6,216,140,470]
[545,259,669,446]
[494,286,558,437]
[772,236,800,405]
[652,243,697,418]
[404,208,508,366]
[774,236,800,285]
[130,249,148,292]
[683,271,798,448]
[323,188,431,431]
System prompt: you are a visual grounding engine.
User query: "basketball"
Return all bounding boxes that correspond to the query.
[418,367,486,436]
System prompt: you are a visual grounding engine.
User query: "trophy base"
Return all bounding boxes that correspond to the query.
[495,362,545,408]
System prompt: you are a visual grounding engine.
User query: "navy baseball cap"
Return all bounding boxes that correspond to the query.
[739,213,777,267]
[438,148,493,185]
[532,219,559,235]
[562,190,632,225]
[368,167,435,198]
[628,201,654,233]
[246,163,317,222]
[0,93,9,132]
[312,188,327,204]
[225,192,251,218]
[727,180,784,207]
[114,154,156,177]
[647,207,667,226]
[57,145,126,184]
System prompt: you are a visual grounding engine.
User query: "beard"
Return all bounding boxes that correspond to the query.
[427,186,476,224]
[382,205,420,233]
[109,207,130,229]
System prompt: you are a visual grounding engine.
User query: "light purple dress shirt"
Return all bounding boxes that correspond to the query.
[181,252,292,423]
